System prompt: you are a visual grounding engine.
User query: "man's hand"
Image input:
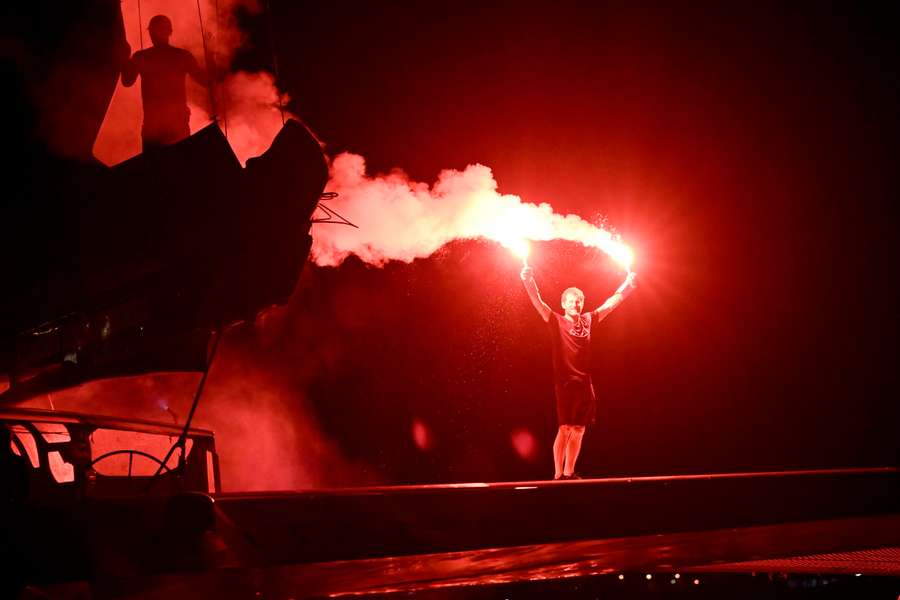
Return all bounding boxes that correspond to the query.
[596,271,637,321]
[520,265,551,321]
[520,265,534,282]
[612,271,637,296]
[118,41,132,64]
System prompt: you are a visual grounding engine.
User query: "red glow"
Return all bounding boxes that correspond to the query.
[17,354,376,491]
[504,238,530,262]
[510,428,537,461]
[412,418,432,451]
[47,451,75,483]
[90,429,192,476]
[13,431,39,468]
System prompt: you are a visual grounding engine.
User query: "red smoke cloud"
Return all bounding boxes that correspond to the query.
[313,153,634,270]
[21,327,376,491]
[94,0,286,166]
[215,71,290,165]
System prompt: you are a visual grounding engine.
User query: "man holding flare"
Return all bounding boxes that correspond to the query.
[519,244,636,480]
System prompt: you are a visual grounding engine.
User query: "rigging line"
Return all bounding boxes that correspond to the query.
[264,0,286,125]
[215,0,228,137]
[144,328,223,492]
[137,0,144,49]
[196,0,218,122]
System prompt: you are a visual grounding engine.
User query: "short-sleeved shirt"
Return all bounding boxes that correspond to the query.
[548,311,595,387]
[548,311,597,425]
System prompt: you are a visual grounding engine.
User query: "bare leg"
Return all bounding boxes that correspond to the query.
[563,426,585,476]
[553,426,569,479]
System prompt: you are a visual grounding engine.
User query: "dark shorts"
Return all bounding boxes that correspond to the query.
[555,380,596,426]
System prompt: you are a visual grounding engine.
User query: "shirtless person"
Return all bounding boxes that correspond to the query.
[521,265,636,479]
[121,15,206,151]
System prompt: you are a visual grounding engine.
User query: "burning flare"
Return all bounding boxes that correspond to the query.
[313,153,635,272]
[504,238,530,266]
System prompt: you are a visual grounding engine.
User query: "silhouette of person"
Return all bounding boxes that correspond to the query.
[521,267,636,480]
[121,15,206,151]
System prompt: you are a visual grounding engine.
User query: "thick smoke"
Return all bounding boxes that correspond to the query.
[313,153,631,268]
[213,71,289,165]
[94,0,285,166]
[52,1,369,490]
[22,322,377,491]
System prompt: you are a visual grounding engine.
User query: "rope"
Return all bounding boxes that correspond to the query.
[144,328,223,492]
[215,0,228,137]
[137,0,144,49]
[195,0,218,122]
[311,199,359,228]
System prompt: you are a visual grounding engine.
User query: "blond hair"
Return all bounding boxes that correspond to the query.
[561,287,584,303]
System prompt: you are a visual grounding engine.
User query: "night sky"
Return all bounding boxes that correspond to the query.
[219,1,900,483]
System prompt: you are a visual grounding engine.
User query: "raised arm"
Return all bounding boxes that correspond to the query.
[592,272,637,324]
[121,51,139,87]
[520,266,552,322]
